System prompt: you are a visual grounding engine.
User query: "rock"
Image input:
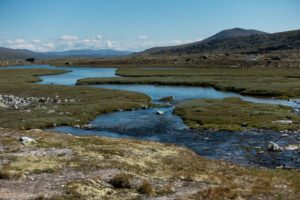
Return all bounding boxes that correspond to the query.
[284,144,299,151]
[30,129,43,133]
[82,124,93,129]
[158,96,174,102]
[38,97,46,103]
[19,136,36,145]
[273,120,293,125]
[156,110,164,115]
[266,141,283,152]
[0,102,8,108]
[47,110,55,114]
[141,105,148,109]
[241,122,248,127]
[165,102,172,107]
[74,125,81,128]
[283,164,296,170]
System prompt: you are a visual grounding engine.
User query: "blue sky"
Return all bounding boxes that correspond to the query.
[0,0,299,51]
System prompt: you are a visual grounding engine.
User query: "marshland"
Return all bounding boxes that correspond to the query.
[1,1,300,199]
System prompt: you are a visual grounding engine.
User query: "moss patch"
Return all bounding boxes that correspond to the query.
[174,97,300,131]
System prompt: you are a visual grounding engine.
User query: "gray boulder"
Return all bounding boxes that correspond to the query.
[156,110,164,115]
[267,141,282,151]
[19,136,36,145]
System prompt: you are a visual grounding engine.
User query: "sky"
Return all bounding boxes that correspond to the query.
[0,0,299,52]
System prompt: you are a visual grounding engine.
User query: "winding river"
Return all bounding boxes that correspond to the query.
[5,65,300,168]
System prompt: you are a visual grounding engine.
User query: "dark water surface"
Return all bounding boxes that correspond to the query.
[4,65,300,168]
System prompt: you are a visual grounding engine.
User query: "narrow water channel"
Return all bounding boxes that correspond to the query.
[4,65,300,168]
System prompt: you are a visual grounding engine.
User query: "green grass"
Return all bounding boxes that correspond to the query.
[0,68,150,129]
[174,97,300,131]
[77,67,300,98]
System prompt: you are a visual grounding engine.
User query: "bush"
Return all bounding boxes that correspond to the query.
[137,180,154,195]
[0,169,22,180]
[109,173,132,188]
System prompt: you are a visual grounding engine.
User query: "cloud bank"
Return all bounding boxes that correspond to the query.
[0,35,199,52]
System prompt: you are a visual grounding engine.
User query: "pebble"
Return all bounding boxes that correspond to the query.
[19,136,36,145]
[284,144,299,151]
[156,110,164,115]
[0,94,75,110]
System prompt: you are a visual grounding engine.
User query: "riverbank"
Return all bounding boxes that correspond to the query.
[0,68,150,129]
[174,97,300,131]
[0,128,299,199]
[77,67,300,99]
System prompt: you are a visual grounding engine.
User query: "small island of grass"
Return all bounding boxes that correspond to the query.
[174,97,300,131]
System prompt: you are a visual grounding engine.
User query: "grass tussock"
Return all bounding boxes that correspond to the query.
[137,180,155,195]
[109,173,133,189]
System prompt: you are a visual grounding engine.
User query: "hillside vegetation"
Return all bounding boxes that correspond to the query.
[141,29,300,55]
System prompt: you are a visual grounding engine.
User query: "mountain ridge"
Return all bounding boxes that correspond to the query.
[0,47,133,60]
[141,28,269,54]
[141,28,300,55]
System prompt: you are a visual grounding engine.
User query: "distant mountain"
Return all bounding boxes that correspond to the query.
[142,28,268,54]
[0,48,133,60]
[45,49,133,58]
[200,28,268,43]
[0,47,44,60]
[141,28,300,55]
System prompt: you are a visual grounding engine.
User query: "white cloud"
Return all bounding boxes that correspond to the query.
[106,40,113,48]
[0,34,200,52]
[32,39,40,43]
[96,34,102,40]
[61,35,79,41]
[138,35,149,40]
[1,38,56,52]
[15,38,26,44]
[173,40,183,45]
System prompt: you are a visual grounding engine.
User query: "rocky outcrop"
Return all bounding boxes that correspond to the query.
[0,94,75,110]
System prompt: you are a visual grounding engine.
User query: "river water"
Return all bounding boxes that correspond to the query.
[4,65,300,168]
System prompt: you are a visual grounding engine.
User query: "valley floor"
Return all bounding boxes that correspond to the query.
[0,65,300,199]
